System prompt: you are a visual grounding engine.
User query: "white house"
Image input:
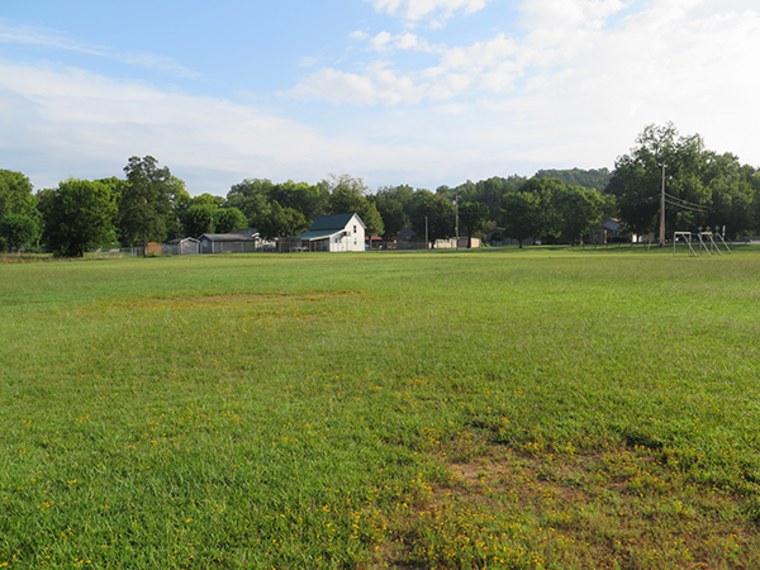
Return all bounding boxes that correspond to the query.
[297,213,366,252]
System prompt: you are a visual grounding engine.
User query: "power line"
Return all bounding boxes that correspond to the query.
[665,198,709,213]
[664,192,708,211]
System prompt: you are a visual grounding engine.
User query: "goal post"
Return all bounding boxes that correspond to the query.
[673,231,696,256]
[674,230,732,257]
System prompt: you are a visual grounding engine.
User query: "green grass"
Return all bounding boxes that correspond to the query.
[1,247,759,568]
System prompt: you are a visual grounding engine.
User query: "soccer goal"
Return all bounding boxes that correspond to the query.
[673,231,696,256]
[697,231,732,256]
[673,230,732,256]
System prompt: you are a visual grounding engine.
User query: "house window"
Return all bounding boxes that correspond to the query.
[353,225,357,234]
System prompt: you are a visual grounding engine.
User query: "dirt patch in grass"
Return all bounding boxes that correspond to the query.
[125,290,360,309]
[76,290,362,318]
[376,431,760,569]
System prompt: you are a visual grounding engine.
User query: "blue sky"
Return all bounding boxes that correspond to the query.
[2,0,759,195]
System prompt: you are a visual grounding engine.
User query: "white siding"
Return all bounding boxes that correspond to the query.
[325,214,365,252]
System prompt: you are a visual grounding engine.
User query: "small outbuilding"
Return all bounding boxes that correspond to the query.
[199,228,260,254]
[296,213,366,252]
[597,218,628,244]
[164,237,200,255]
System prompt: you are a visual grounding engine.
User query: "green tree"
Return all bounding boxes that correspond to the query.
[536,168,612,191]
[454,176,526,220]
[499,191,541,248]
[359,201,384,239]
[183,203,217,237]
[375,185,414,240]
[194,193,226,207]
[271,180,328,221]
[410,189,454,246]
[226,178,275,227]
[322,174,384,236]
[324,174,368,214]
[43,179,116,257]
[553,185,606,244]
[607,123,709,241]
[258,201,308,239]
[459,201,489,247]
[118,156,186,245]
[519,177,566,242]
[97,177,127,234]
[180,194,245,236]
[702,153,755,239]
[215,207,247,233]
[0,214,39,252]
[752,172,760,235]
[0,169,38,220]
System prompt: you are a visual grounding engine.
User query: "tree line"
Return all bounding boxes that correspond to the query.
[1,123,759,256]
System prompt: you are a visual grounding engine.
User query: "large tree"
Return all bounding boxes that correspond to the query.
[118,156,187,245]
[0,214,39,252]
[215,207,247,233]
[258,201,307,239]
[42,179,116,257]
[459,201,489,247]
[226,178,275,228]
[752,172,760,234]
[179,194,247,236]
[606,123,709,241]
[536,168,612,191]
[270,180,328,221]
[375,184,416,240]
[499,191,542,248]
[460,176,525,219]
[519,177,566,242]
[183,203,217,237]
[226,178,327,230]
[409,189,454,246]
[322,174,384,237]
[0,169,38,221]
[553,184,606,244]
[701,153,756,239]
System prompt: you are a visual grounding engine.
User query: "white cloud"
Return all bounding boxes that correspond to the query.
[518,0,631,30]
[370,31,393,49]
[4,2,760,196]
[291,0,760,176]
[369,0,489,26]
[440,34,518,71]
[0,18,102,55]
[0,59,477,192]
[0,19,199,79]
[0,60,331,190]
[287,62,426,106]
[353,29,434,53]
[349,30,370,42]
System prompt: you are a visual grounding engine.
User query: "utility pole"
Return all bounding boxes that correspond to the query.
[658,163,666,247]
[424,215,429,249]
[454,189,459,250]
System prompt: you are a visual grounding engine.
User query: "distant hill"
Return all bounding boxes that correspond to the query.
[535,168,612,191]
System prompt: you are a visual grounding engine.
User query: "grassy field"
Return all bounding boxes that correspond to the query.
[1,246,759,568]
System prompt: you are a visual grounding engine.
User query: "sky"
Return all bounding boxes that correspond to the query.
[2,0,759,196]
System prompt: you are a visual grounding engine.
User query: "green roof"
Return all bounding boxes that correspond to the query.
[309,213,365,231]
[296,213,367,240]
